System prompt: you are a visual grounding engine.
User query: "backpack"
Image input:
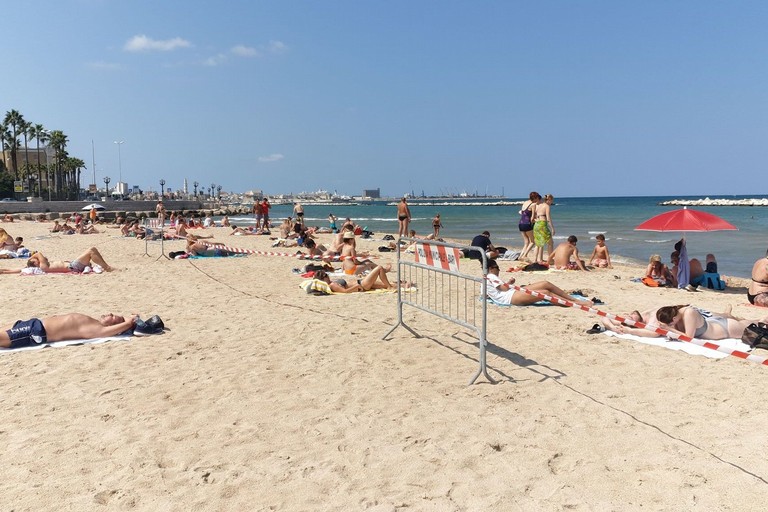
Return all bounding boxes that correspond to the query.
[702,272,726,290]
[742,322,768,350]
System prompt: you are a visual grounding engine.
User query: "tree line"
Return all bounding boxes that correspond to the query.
[1,109,86,200]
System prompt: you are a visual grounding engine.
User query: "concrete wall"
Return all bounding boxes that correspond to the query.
[0,200,205,215]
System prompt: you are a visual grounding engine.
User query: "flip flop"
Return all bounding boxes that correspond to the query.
[586,323,604,334]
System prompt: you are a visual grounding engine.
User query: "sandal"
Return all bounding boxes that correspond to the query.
[591,297,604,305]
[586,323,604,334]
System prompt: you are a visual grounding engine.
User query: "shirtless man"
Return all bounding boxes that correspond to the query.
[293,202,305,226]
[548,235,588,271]
[155,201,166,226]
[748,249,768,307]
[1,313,137,348]
[396,197,411,237]
[22,248,114,273]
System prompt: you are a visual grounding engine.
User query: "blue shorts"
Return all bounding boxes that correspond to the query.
[7,319,48,348]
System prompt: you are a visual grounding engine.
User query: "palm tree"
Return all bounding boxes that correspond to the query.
[3,110,25,179]
[28,124,48,197]
[64,157,86,199]
[47,130,68,199]
[22,120,32,193]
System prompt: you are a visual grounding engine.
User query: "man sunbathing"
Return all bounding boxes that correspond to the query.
[486,259,593,307]
[1,313,137,349]
[1,248,115,274]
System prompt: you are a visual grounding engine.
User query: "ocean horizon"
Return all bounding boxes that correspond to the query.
[225,195,767,279]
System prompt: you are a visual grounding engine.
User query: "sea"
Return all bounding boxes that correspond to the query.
[226,195,768,278]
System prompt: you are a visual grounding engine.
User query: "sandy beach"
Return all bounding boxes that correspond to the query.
[1,218,767,511]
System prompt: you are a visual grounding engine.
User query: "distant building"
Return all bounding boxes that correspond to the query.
[363,188,380,199]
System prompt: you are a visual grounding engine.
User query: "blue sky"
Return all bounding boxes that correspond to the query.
[3,1,767,198]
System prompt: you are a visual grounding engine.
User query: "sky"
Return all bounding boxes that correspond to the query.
[2,1,767,198]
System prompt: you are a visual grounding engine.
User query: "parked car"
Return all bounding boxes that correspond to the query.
[0,197,19,202]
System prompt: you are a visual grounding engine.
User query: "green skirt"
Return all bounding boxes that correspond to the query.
[533,220,551,247]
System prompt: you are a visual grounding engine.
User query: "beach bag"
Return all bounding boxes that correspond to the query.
[641,276,660,287]
[741,322,768,350]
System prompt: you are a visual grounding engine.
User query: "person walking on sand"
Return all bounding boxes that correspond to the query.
[397,197,411,238]
[253,200,264,231]
[518,192,540,262]
[293,202,305,227]
[531,194,555,264]
[432,213,443,239]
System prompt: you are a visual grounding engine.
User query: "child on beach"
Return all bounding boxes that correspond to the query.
[588,234,612,268]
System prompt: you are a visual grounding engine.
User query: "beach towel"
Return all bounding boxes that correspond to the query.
[0,335,132,354]
[601,330,750,360]
[486,294,592,307]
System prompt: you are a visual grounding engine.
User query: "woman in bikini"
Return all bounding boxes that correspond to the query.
[748,249,768,307]
[531,194,555,264]
[340,233,376,275]
[656,305,764,340]
[518,192,540,262]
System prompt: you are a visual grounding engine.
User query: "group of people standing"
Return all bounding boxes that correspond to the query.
[517,192,555,263]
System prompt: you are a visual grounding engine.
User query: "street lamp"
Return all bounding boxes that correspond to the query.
[159,179,166,198]
[113,141,124,183]
[103,176,111,197]
[216,185,222,200]
[210,183,215,200]
[193,181,199,197]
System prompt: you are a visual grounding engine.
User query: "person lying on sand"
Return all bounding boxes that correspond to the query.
[601,304,758,340]
[486,259,593,307]
[314,265,403,293]
[0,248,115,274]
[1,313,138,348]
[185,237,238,257]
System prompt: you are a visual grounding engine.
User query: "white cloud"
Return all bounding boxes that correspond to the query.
[203,53,228,66]
[231,45,258,57]
[124,35,192,52]
[258,154,284,163]
[268,40,287,54]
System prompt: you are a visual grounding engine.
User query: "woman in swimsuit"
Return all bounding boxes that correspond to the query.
[748,250,768,307]
[656,305,766,340]
[518,192,540,262]
[531,194,555,264]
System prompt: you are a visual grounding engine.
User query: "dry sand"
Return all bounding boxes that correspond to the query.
[1,219,767,511]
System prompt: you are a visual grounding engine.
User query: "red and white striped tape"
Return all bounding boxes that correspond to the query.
[504,282,768,366]
[199,241,343,261]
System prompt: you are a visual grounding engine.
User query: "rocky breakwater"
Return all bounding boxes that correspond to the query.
[660,197,768,207]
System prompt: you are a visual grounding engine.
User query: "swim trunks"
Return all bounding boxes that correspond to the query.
[748,291,768,305]
[398,215,408,221]
[6,318,47,348]
[68,260,87,272]
[592,258,608,268]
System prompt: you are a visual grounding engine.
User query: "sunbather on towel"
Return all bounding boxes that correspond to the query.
[486,259,593,307]
[0,247,115,274]
[1,313,137,348]
[186,237,238,257]
[602,305,757,339]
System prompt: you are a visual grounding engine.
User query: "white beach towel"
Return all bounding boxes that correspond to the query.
[0,335,132,354]
[601,330,751,360]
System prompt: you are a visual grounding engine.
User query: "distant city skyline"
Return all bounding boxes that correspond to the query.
[3,1,767,198]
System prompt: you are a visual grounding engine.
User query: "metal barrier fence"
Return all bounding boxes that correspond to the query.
[141,218,169,259]
[382,237,494,385]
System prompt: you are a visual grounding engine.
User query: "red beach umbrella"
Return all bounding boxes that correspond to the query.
[634,207,738,232]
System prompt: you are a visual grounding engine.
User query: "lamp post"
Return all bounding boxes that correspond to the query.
[193,181,199,198]
[159,179,166,199]
[113,140,124,183]
[210,183,215,200]
[103,176,111,197]
[216,185,222,200]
